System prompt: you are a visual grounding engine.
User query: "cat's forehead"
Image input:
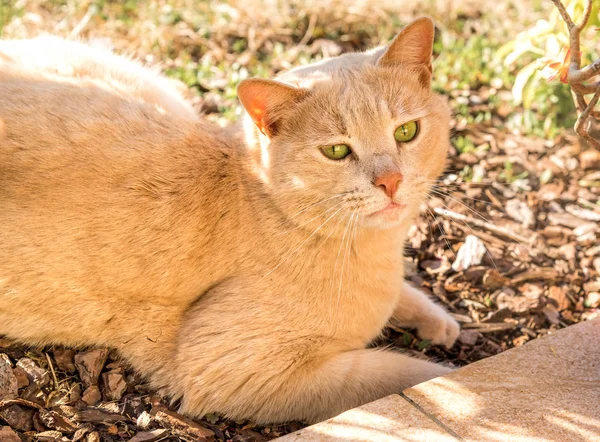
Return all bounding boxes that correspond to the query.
[294,67,431,133]
[277,48,383,83]
[271,72,432,147]
[281,59,430,116]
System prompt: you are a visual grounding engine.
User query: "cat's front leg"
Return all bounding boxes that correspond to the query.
[392,281,460,348]
[163,277,451,424]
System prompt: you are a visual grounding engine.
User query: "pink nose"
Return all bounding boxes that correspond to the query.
[374,172,403,198]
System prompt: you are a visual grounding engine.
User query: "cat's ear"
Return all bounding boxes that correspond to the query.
[377,17,435,84]
[237,79,309,137]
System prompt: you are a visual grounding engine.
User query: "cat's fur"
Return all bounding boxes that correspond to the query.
[0,18,459,424]
[0,36,198,121]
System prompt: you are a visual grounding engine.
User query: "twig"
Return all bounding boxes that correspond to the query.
[572,80,600,95]
[462,322,518,332]
[550,0,600,148]
[578,0,594,29]
[550,0,575,29]
[298,14,317,46]
[569,59,600,84]
[433,207,531,244]
[68,6,95,39]
[45,352,60,391]
[575,85,600,139]
[510,267,559,284]
[0,398,44,411]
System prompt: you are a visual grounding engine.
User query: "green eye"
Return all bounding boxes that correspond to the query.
[321,144,351,160]
[394,120,419,142]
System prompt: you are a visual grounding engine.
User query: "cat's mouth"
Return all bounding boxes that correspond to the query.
[369,202,406,217]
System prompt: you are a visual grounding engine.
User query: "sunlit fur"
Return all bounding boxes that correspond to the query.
[0,18,459,424]
[0,36,198,121]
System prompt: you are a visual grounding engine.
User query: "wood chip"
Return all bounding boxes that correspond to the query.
[452,235,487,271]
[457,330,480,346]
[482,269,509,290]
[16,358,50,387]
[129,429,169,442]
[0,355,18,401]
[39,410,78,434]
[0,426,21,442]
[547,212,588,229]
[510,267,559,284]
[565,204,600,222]
[548,286,571,311]
[74,350,108,387]
[151,405,214,441]
[101,371,127,401]
[580,149,600,170]
[81,386,102,406]
[0,404,34,432]
[73,408,128,424]
[505,199,535,228]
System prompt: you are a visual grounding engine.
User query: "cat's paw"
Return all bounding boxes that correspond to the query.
[417,311,460,349]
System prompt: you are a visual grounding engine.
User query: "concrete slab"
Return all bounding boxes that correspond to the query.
[404,318,600,442]
[276,394,457,441]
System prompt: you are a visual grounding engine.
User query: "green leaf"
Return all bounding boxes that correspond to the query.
[504,43,543,67]
[523,71,542,110]
[204,413,219,424]
[512,61,540,106]
[418,340,432,350]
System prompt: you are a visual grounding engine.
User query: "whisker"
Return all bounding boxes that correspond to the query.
[428,186,493,206]
[323,209,353,317]
[430,189,527,248]
[277,199,347,235]
[337,209,358,308]
[278,193,348,226]
[320,207,349,246]
[430,189,495,225]
[425,183,503,264]
[349,209,361,262]
[420,203,436,242]
[437,201,500,273]
[424,205,455,257]
[348,210,361,302]
[331,209,354,307]
[265,204,346,278]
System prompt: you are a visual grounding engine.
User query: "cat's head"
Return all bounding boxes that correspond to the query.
[238,17,450,232]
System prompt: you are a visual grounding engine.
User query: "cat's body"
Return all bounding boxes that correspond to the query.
[0,36,198,121]
[0,19,459,424]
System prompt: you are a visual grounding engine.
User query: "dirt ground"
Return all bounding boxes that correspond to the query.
[0,0,599,441]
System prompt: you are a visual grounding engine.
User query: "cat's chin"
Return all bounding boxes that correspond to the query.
[363,202,408,229]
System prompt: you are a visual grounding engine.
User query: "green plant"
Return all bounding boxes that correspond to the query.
[500,0,600,146]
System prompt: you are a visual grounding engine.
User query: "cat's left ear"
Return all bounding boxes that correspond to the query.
[238,79,309,137]
[377,17,435,85]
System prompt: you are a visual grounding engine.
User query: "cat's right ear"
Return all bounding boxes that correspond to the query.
[376,17,435,86]
[237,79,309,137]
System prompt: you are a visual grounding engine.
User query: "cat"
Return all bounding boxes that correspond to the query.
[0,17,459,424]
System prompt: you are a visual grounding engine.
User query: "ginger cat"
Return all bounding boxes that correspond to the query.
[0,18,459,424]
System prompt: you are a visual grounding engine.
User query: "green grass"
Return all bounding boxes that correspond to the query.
[0,1,23,35]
